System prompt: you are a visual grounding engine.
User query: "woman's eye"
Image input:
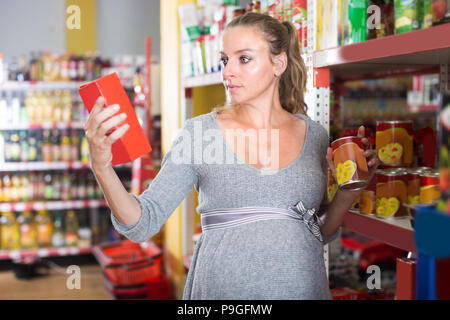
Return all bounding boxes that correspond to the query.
[240,56,250,63]
[220,57,228,66]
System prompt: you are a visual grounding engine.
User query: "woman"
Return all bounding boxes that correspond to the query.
[84,13,378,299]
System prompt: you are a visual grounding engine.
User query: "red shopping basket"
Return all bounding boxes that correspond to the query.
[102,271,172,300]
[93,240,163,286]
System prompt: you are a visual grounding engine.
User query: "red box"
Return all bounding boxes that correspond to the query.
[79,72,151,165]
[396,257,416,300]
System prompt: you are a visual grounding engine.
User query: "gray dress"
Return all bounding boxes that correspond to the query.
[111,110,335,300]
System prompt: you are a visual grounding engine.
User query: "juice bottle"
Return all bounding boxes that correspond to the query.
[19,174,30,202]
[65,210,79,246]
[26,90,36,124]
[35,209,54,248]
[51,129,61,161]
[9,131,20,162]
[60,130,71,162]
[0,212,20,250]
[10,173,21,202]
[2,174,12,202]
[61,90,72,122]
[51,213,65,247]
[44,173,54,200]
[19,130,29,162]
[42,129,53,162]
[17,210,38,249]
[70,129,80,161]
[53,90,62,123]
[80,134,89,164]
[28,130,38,161]
[60,52,69,81]
[43,90,53,123]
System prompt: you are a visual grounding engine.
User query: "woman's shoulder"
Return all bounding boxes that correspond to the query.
[293,113,329,146]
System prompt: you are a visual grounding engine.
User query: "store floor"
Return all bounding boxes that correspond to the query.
[0,257,109,300]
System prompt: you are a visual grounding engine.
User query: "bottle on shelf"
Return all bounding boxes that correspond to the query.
[17,210,38,249]
[43,173,54,200]
[42,129,53,162]
[9,131,20,162]
[51,213,65,247]
[61,90,72,122]
[43,90,54,123]
[19,130,29,162]
[53,90,63,123]
[65,210,79,246]
[70,129,80,161]
[80,134,89,164]
[78,212,92,248]
[29,52,38,82]
[60,130,71,162]
[10,173,21,202]
[20,174,31,202]
[51,129,61,161]
[35,209,54,248]
[28,130,38,161]
[2,174,12,202]
[34,90,44,124]
[53,172,61,200]
[0,211,20,250]
[61,172,71,201]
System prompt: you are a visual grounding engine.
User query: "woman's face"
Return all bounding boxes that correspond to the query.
[221,26,278,106]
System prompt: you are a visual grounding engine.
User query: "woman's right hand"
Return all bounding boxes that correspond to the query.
[83,96,129,172]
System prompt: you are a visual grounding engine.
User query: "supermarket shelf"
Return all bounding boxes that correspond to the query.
[343,210,415,253]
[182,72,223,88]
[0,199,107,213]
[0,161,89,171]
[0,161,132,172]
[313,23,450,81]
[0,245,92,261]
[0,81,85,90]
[407,104,440,112]
[0,122,85,131]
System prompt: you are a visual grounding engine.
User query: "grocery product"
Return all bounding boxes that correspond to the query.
[394,0,420,34]
[35,209,54,248]
[406,168,421,205]
[0,212,20,250]
[360,173,376,214]
[292,0,307,48]
[51,213,65,247]
[348,0,368,43]
[78,72,152,166]
[376,121,413,166]
[17,210,38,249]
[376,168,408,219]
[331,136,370,190]
[65,210,79,246]
[419,170,440,204]
[368,0,395,39]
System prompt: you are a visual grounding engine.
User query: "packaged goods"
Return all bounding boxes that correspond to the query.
[51,213,65,247]
[331,136,370,191]
[438,93,450,213]
[348,0,368,43]
[419,170,440,204]
[376,168,408,219]
[292,0,307,48]
[394,0,420,34]
[65,210,79,246]
[432,0,447,24]
[0,212,20,250]
[406,168,421,205]
[35,209,53,248]
[376,121,413,166]
[368,0,395,39]
[17,210,38,249]
[360,173,376,214]
[338,0,351,45]
[79,72,152,165]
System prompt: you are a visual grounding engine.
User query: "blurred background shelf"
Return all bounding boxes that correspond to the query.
[0,245,92,261]
[0,199,107,213]
[181,72,222,88]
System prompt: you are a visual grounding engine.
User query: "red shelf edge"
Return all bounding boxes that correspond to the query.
[343,211,416,253]
[314,23,450,68]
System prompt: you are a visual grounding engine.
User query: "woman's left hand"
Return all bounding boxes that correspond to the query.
[325,126,380,194]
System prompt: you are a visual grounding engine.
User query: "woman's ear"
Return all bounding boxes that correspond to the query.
[273,52,287,77]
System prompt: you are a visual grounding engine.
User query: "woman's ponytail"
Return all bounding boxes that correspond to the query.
[280,21,307,115]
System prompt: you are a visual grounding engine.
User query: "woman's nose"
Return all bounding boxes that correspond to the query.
[221,60,236,80]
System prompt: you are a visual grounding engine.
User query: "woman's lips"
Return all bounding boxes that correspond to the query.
[227,85,241,92]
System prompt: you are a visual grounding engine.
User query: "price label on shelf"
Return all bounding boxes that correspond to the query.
[14,202,26,212]
[0,203,12,212]
[74,200,84,209]
[38,249,50,257]
[57,248,69,256]
[89,200,99,208]
[9,250,21,261]
[34,202,46,211]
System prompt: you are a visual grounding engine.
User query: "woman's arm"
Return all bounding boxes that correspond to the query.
[92,165,141,226]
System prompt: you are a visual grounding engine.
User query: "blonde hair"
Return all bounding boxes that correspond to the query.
[214,12,308,115]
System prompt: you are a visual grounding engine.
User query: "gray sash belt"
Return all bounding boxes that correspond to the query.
[201,201,325,242]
